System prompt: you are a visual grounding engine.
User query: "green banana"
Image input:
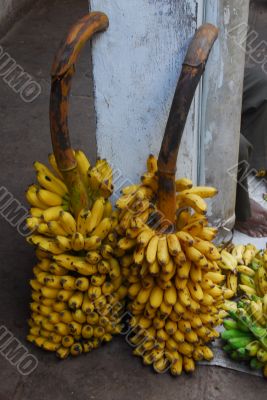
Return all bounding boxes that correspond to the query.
[221,329,253,341]
[230,349,249,361]
[223,319,238,330]
[250,260,261,272]
[228,336,254,350]
[236,309,267,348]
[240,274,256,289]
[245,340,261,357]
[250,357,264,370]
[223,344,232,353]
[257,348,267,363]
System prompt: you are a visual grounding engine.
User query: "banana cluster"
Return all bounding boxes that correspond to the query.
[222,297,267,379]
[115,155,226,375]
[220,244,267,298]
[26,158,70,214]
[26,152,113,222]
[25,152,127,358]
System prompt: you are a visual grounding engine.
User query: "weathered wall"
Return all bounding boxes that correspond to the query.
[200,0,250,237]
[90,0,200,191]
[0,0,34,37]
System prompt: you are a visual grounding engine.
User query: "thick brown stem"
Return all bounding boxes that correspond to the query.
[50,12,109,217]
[157,23,219,225]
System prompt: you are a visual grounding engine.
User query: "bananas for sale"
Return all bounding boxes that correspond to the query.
[26,152,126,358]
[222,297,267,379]
[115,155,225,375]
[220,244,267,378]
[220,244,267,299]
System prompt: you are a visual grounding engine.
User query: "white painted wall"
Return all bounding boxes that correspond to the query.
[90,0,200,190]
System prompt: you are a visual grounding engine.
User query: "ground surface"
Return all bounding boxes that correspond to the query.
[0,1,266,399]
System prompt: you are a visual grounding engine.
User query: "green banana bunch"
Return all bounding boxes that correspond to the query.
[222,299,267,379]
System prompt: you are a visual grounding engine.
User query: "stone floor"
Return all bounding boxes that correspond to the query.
[0,1,266,399]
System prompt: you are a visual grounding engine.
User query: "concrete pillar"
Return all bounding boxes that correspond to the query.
[90,0,200,191]
[199,0,250,239]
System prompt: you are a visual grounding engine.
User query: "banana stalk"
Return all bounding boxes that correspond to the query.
[50,12,109,217]
[157,24,218,225]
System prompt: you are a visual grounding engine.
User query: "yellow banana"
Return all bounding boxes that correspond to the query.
[137,229,155,247]
[36,171,67,198]
[48,153,63,179]
[175,178,193,192]
[43,206,63,222]
[187,280,204,302]
[58,211,77,235]
[170,356,183,376]
[204,271,225,284]
[177,193,207,215]
[88,286,102,300]
[193,237,221,261]
[189,263,202,283]
[29,207,44,218]
[167,233,181,256]
[75,277,89,292]
[149,286,164,309]
[91,274,106,287]
[231,244,245,264]
[56,347,70,359]
[85,197,105,233]
[92,218,112,240]
[68,292,83,310]
[157,236,170,266]
[26,185,47,209]
[84,236,101,251]
[226,272,238,294]
[56,236,72,251]
[75,150,90,186]
[218,250,237,272]
[177,260,191,279]
[237,265,255,277]
[164,285,177,306]
[76,208,90,236]
[71,232,84,251]
[136,287,153,305]
[183,356,195,373]
[179,186,218,199]
[37,189,63,207]
[133,246,146,265]
[146,235,160,264]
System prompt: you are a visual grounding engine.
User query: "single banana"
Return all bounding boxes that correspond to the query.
[176,178,193,192]
[85,197,105,233]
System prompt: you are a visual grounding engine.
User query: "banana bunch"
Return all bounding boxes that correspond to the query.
[26,158,70,215]
[222,297,267,378]
[215,249,239,300]
[220,244,267,298]
[26,152,113,222]
[115,155,226,375]
[25,152,127,358]
[27,254,126,358]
